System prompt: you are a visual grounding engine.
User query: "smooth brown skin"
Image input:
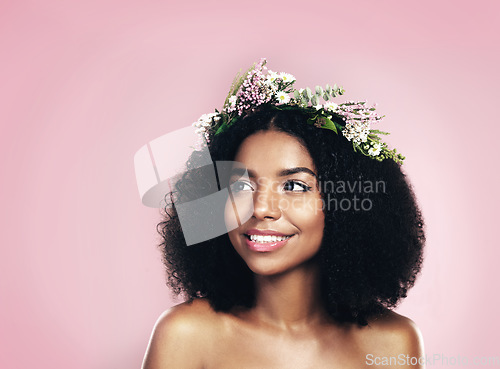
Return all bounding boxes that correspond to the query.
[143,130,424,369]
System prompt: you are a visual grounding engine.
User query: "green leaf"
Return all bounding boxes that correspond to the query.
[306,116,316,126]
[215,116,238,135]
[305,87,313,99]
[368,134,382,141]
[320,117,337,133]
[333,121,344,132]
[370,129,390,135]
[215,123,227,135]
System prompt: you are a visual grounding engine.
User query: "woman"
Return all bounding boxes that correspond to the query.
[142,59,425,368]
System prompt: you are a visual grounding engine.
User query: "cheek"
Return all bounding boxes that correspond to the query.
[284,196,324,225]
[225,199,243,247]
[227,230,238,249]
[224,198,236,231]
[225,206,241,254]
[286,196,325,245]
[224,191,254,233]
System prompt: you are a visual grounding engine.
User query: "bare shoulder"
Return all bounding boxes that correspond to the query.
[142,299,219,369]
[358,310,425,367]
[152,298,218,337]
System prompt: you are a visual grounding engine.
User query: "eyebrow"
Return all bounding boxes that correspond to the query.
[278,167,317,178]
[230,166,317,178]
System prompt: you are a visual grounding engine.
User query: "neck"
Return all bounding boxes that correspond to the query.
[252,259,326,330]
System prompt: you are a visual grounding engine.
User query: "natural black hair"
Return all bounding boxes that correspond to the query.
[157,105,425,325]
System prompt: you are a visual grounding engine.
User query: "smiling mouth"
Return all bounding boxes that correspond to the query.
[244,234,294,243]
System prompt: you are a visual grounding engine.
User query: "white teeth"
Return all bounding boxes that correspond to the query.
[248,234,291,243]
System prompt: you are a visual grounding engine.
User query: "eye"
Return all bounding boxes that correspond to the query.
[283,180,312,192]
[230,180,254,193]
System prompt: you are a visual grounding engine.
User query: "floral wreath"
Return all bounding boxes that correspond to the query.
[193,58,405,164]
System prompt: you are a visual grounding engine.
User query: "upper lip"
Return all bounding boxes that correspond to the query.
[245,229,292,236]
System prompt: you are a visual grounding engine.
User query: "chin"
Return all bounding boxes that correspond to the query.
[245,261,289,277]
[238,251,320,278]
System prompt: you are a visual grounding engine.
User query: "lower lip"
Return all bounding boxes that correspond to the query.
[244,235,294,252]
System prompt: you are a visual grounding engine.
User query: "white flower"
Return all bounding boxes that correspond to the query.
[342,120,370,144]
[224,96,238,113]
[314,104,323,110]
[276,91,290,104]
[193,113,219,129]
[324,102,338,112]
[368,143,382,156]
[299,88,304,94]
[279,73,296,83]
[267,70,279,83]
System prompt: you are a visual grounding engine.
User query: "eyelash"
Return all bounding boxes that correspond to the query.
[283,180,312,192]
[230,181,254,192]
[230,180,312,193]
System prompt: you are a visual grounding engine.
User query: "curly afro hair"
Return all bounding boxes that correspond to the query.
[157,105,425,325]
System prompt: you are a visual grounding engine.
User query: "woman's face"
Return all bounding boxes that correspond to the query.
[225,129,325,276]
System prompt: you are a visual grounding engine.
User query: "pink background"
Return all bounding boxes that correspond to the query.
[1,1,499,368]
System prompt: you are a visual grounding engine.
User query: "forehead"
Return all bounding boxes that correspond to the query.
[233,130,315,174]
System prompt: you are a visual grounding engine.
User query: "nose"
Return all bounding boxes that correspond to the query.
[253,185,281,220]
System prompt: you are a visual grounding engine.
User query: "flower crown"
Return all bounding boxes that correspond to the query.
[193,58,404,164]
